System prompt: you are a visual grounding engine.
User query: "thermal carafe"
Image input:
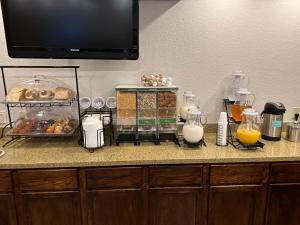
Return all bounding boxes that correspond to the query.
[261,102,286,141]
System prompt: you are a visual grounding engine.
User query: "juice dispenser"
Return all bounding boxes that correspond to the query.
[179,91,198,121]
[227,71,249,102]
[182,110,207,144]
[236,108,261,145]
[231,88,255,122]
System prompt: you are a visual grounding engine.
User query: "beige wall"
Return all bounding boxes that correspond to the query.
[0,0,300,123]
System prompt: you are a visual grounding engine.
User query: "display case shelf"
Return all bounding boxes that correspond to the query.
[6,128,77,137]
[2,97,77,107]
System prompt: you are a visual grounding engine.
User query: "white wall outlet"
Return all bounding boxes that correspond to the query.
[0,110,6,125]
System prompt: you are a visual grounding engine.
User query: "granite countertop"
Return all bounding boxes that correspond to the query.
[0,134,300,169]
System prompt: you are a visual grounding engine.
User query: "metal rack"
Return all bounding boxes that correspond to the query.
[183,138,206,148]
[0,66,81,147]
[79,106,114,152]
[2,98,76,107]
[223,99,264,150]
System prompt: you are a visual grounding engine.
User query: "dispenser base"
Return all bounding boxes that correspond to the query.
[262,135,281,141]
[229,138,265,150]
[183,139,206,148]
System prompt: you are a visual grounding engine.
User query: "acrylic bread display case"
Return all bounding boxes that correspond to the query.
[115,85,179,145]
[0,66,81,144]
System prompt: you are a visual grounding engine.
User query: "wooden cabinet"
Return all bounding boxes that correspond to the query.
[1,162,300,225]
[14,169,81,225]
[0,171,13,192]
[0,171,16,225]
[266,163,300,225]
[17,192,81,225]
[16,169,78,192]
[208,185,265,225]
[208,164,268,225]
[149,166,205,225]
[85,167,143,225]
[150,188,203,225]
[266,184,300,225]
[0,194,17,225]
[87,190,142,225]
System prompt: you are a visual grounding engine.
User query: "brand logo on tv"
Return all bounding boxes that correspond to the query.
[70,49,80,52]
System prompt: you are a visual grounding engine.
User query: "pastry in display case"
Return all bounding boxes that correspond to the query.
[7,108,78,137]
[5,75,74,104]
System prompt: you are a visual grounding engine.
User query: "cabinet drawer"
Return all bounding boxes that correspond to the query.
[149,165,203,187]
[86,167,143,189]
[210,164,268,185]
[0,171,12,192]
[17,169,78,191]
[270,163,300,183]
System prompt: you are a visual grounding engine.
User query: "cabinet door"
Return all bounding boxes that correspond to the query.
[87,189,142,225]
[149,188,204,225]
[266,184,300,225]
[18,191,81,225]
[208,185,266,225]
[0,194,17,225]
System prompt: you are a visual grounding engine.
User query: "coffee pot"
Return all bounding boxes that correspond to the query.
[261,102,286,141]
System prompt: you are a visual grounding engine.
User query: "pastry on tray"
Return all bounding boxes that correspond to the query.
[6,87,27,102]
[12,118,75,135]
[45,119,75,134]
[25,88,39,100]
[54,87,73,100]
[39,90,54,100]
[12,119,37,134]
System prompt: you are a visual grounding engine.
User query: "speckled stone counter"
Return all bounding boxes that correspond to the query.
[0,134,300,169]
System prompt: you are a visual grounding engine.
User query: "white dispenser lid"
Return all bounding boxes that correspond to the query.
[232,71,246,78]
[242,108,258,116]
[237,88,251,95]
[183,91,193,96]
[188,109,202,116]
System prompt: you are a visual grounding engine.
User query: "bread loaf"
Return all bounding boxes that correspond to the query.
[54,87,73,100]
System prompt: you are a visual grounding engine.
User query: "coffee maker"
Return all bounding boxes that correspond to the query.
[261,102,286,141]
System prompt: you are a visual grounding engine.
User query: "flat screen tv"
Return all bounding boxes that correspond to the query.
[1,0,139,59]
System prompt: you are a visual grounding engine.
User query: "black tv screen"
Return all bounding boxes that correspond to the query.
[1,0,139,59]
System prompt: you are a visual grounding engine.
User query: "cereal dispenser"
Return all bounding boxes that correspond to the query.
[116,85,179,145]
